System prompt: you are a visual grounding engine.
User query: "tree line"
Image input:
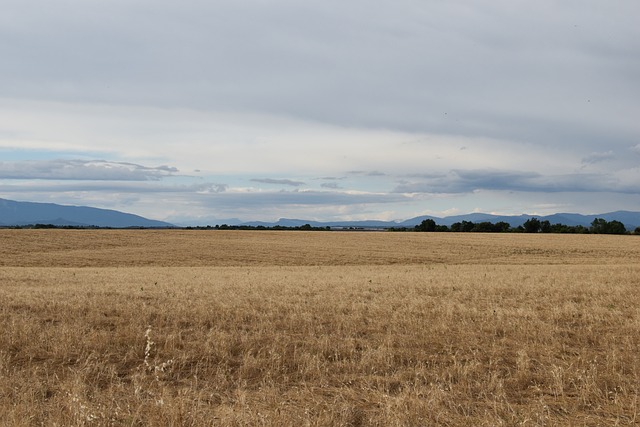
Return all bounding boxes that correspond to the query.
[4,219,638,234]
[407,217,638,235]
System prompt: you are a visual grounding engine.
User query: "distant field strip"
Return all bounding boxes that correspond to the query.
[1,229,638,266]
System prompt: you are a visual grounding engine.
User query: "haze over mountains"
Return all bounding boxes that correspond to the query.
[2,198,638,230]
[240,212,640,230]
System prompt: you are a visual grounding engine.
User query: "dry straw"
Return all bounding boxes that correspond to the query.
[1,230,639,425]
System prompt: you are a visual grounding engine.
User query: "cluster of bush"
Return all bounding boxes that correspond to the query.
[186,224,331,231]
[408,217,638,235]
[8,224,101,229]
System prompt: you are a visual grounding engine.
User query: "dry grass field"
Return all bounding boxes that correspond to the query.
[1,230,640,426]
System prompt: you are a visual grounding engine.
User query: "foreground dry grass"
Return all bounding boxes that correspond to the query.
[1,231,640,426]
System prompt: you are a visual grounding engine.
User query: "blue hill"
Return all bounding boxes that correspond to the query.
[0,198,173,228]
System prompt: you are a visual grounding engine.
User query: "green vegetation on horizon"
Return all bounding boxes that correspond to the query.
[410,217,635,235]
[4,217,638,235]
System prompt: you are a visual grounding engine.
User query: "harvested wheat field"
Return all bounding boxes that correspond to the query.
[1,230,640,426]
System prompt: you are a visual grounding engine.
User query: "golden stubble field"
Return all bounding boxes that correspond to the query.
[1,230,640,426]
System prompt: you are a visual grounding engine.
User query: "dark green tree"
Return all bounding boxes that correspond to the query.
[472,222,495,232]
[540,220,552,233]
[590,218,626,234]
[590,218,608,234]
[494,221,512,232]
[606,220,626,234]
[523,218,541,233]
[461,221,475,232]
[416,218,436,232]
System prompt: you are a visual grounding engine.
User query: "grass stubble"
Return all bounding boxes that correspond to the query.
[1,230,639,426]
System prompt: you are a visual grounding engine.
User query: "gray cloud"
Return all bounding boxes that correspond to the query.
[0,160,178,181]
[0,180,409,208]
[3,0,637,153]
[0,181,409,212]
[0,181,226,194]
[348,170,387,177]
[582,151,614,164]
[251,178,306,186]
[406,172,448,179]
[393,169,640,195]
[321,182,342,189]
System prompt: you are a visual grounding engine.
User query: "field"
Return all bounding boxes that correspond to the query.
[1,230,640,426]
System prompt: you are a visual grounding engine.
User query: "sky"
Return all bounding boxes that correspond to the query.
[1,0,639,224]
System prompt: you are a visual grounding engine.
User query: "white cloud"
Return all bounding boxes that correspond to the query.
[250,178,306,187]
[5,99,578,178]
[0,159,177,180]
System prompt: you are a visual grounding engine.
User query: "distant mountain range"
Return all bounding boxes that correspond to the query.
[239,211,640,231]
[1,197,639,230]
[0,198,173,228]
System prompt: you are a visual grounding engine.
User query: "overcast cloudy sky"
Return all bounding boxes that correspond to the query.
[1,0,639,224]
